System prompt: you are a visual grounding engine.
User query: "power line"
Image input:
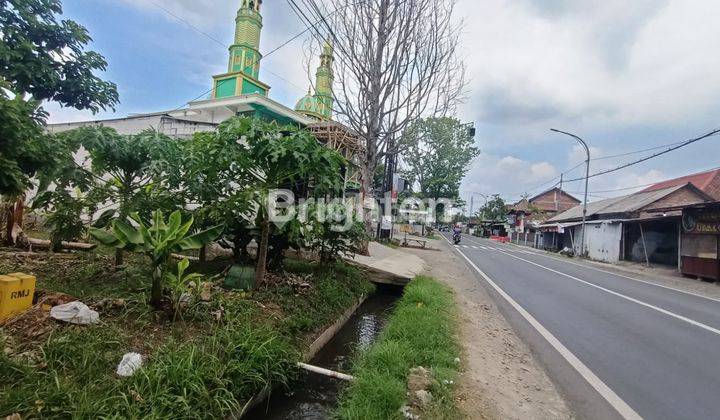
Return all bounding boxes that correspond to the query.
[147,0,312,107]
[168,0,363,111]
[565,164,720,195]
[564,128,720,182]
[591,140,688,161]
[519,128,720,196]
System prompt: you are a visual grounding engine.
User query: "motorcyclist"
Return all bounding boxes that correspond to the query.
[452,224,462,243]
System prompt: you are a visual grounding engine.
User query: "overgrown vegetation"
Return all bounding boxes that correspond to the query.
[336,276,460,419]
[0,252,374,418]
[89,210,222,308]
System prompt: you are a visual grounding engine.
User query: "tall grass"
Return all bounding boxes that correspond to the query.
[0,258,374,418]
[336,276,460,420]
[0,322,296,419]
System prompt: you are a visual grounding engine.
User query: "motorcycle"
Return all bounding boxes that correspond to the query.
[453,232,461,245]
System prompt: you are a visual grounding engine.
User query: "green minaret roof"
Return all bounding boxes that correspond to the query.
[212,0,270,99]
[295,41,334,120]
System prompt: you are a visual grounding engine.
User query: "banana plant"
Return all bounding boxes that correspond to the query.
[90,210,223,308]
[166,258,204,321]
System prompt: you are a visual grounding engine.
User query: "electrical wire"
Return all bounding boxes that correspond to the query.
[563,128,720,183]
[512,128,719,197]
[564,165,720,195]
[147,0,306,93]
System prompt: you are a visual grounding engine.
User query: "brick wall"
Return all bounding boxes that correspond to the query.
[531,189,580,213]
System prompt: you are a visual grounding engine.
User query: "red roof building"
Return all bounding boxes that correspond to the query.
[507,188,581,231]
[641,168,720,200]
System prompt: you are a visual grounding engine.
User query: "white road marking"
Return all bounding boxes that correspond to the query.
[471,245,479,249]
[444,236,641,420]
[494,248,720,337]
[522,250,720,305]
[461,235,720,304]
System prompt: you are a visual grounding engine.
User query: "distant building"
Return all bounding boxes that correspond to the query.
[507,188,581,233]
[540,183,713,267]
[45,0,363,190]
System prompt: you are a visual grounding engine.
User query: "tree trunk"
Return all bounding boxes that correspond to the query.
[254,216,270,286]
[150,265,163,308]
[4,195,25,246]
[358,163,373,255]
[115,248,124,266]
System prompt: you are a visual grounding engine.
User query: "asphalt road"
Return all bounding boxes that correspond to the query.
[444,233,720,420]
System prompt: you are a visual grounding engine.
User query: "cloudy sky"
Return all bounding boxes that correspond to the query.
[48,0,720,207]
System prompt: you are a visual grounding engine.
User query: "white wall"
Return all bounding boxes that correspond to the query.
[47,116,217,138]
[576,222,622,263]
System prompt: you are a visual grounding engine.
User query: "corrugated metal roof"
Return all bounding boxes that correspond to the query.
[548,184,688,222]
[641,168,720,193]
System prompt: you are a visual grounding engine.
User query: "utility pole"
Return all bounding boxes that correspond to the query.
[556,173,564,211]
[551,129,590,257]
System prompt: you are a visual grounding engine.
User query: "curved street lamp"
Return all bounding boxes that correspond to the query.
[550,129,590,256]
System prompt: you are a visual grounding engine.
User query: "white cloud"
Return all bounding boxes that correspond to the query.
[457,0,720,129]
[461,154,558,202]
[116,0,232,28]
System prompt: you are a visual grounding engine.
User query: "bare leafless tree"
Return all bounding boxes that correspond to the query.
[306,0,466,230]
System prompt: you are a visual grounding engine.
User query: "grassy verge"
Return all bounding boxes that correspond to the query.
[336,276,460,419]
[0,250,373,419]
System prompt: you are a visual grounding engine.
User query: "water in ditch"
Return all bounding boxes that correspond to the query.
[245,287,400,419]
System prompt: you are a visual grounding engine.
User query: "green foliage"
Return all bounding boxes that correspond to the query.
[0,0,117,196]
[478,194,507,221]
[123,325,297,419]
[90,210,223,307]
[0,94,50,195]
[91,210,222,265]
[0,322,297,419]
[196,117,347,281]
[165,258,203,320]
[0,252,374,419]
[0,0,118,112]
[30,127,183,253]
[306,202,368,263]
[42,189,87,251]
[400,117,479,200]
[337,276,460,419]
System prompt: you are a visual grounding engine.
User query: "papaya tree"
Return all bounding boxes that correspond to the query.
[210,117,346,284]
[89,210,223,308]
[34,127,182,260]
[177,129,256,263]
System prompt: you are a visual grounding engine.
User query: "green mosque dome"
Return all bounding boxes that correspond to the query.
[295,91,327,120]
[295,41,335,120]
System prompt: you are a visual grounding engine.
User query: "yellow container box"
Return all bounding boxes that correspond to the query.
[0,272,36,323]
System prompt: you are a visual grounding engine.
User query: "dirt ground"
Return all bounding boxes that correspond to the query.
[402,240,573,420]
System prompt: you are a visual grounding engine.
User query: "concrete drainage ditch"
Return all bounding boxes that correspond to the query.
[242,284,402,419]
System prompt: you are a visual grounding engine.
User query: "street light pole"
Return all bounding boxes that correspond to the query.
[550,129,590,257]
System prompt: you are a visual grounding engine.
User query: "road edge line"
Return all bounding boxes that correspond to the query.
[443,236,641,419]
[464,236,720,304]
[493,248,720,337]
[519,247,720,304]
